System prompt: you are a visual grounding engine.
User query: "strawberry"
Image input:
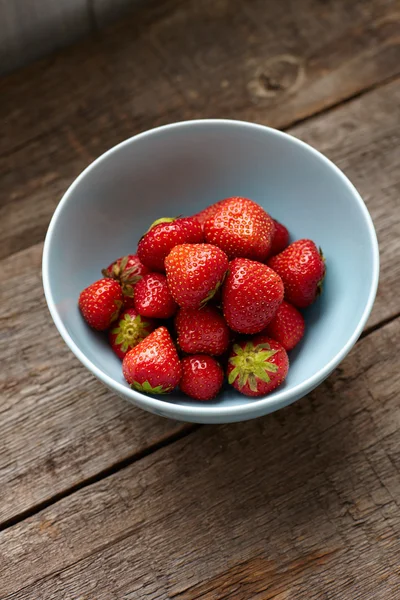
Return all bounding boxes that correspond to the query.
[79,278,123,331]
[262,300,305,351]
[270,219,290,256]
[180,355,224,401]
[191,198,231,229]
[122,326,181,394]
[109,308,156,359]
[268,239,325,308]
[175,305,229,356]
[137,217,203,272]
[227,335,289,397]
[165,243,229,309]
[222,258,284,334]
[134,273,177,318]
[204,197,275,261]
[102,254,149,308]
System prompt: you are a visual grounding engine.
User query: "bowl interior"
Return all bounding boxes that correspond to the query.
[44,120,378,419]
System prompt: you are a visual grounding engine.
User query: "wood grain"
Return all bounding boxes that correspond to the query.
[0,77,399,529]
[0,316,399,598]
[1,0,400,156]
[0,243,194,525]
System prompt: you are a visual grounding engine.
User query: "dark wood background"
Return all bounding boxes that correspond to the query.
[0,0,399,597]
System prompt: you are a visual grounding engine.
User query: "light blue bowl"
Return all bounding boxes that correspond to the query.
[42,120,379,424]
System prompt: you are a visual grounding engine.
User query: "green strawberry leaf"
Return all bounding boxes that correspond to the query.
[119,256,129,272]
[248,374,258,392]
[131,380,172,394]
[122,283,135,297]
[147,217,177,232]
[228,365,240,385]
[199,272,227,308]
[228,341,280,391]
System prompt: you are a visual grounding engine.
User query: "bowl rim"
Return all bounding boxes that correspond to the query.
[42,118,380,420]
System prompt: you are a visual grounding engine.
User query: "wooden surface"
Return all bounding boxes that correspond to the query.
[0,0,400,597]
[1,319,400,598]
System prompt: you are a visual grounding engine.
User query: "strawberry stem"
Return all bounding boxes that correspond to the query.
[228,342,278,391]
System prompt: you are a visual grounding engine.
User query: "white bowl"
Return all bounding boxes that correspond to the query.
[43,120,379,423]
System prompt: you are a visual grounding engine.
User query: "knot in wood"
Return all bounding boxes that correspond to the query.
[248,54,305,100]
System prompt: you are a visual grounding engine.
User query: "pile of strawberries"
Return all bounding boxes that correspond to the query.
[79,197,325,401]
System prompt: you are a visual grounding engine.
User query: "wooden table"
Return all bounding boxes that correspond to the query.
[1,0,400,597]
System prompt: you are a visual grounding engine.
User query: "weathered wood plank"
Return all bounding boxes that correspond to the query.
[0,78,399,528]
[0,317,399,598]
[0,243,193,525]
[1,0,399,157]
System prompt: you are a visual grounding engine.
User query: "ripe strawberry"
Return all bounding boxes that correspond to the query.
[134,273,177,318]
[268,239,325,308]
[79,278,123,331]
[204,197,275,261]
[175,305,229,356]
[109,308,156,359]
[137,217,203,272]
[102,254,149,308]
[165,243,229,309]
[222,258,284,334]
[227,335,289,397]
[270,219,290,256]
[262,300,305,351]
[122,326,181,394]
[191,198,231,229]
[180,355,224,401]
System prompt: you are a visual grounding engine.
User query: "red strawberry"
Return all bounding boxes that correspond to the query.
[262,300,305,351]
[165,243,229,309]
[268,239,325,308]
[122,326,181,394]
[204,197,275,261]
[137,217,203,272]
[180,355,224,401]
[175,305,229,356]
[270,219,290,256]
[222,258,284,334]
[109,308,156,359]
[227,336,289,397]
[134,273,177,318]
[191,198,231,229]
[79,278,123,331]
[102,254,149,308]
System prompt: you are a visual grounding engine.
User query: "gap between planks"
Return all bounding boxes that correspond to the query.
[290,72,400,131]
[286,71,400,140]
[361,310,400,339]
[1,69,399,164]
[0,423,199,534]
[0,310,398,535]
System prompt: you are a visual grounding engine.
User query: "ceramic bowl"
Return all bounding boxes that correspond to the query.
[42,120,379,423]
